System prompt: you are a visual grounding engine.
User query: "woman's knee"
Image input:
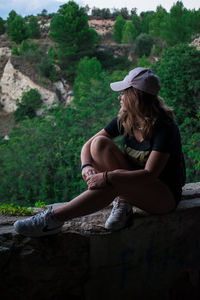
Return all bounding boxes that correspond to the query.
[90,136,114,156]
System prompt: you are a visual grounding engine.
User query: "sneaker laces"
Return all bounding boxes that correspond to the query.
[111,198,127,216]
[31,208,52,226]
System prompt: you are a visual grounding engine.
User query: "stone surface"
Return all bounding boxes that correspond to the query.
[0,49,73,113]
[190,37,200,51]
[0,183,200,300]
[0,59,58,112]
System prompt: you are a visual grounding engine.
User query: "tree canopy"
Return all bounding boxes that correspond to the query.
[50,1,98,82]
[113,15,126,43]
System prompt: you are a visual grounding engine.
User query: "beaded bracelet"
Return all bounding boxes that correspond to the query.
[81,163,93,171]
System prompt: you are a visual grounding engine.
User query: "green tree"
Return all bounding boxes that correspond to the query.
[0,17,5,35]
[11,43,20,55]
[91,7,101,17]
[7,10,17,32]
[160,1,192,46]
[137,55,150,68]
[131,13,141,37]
[41,9,48,17]
[152,43,200,124]
[152,43,200,182]
[140,11,155,34]
[0,66,124,206]
[19,39,32,54]
[180,114,200,182]
[37,56,58,81]
[28,16,40,38]
[113,14,126,43]
[14,89,43,121]
[135,33,154,57]
[120,8,130,19]
[121,21,137,44]
[190,9,200,33]
[50,1,98,82]
[149,5,168,38]
[73,56,102,100]
[48,46,57,62]
[8,15,29,43]
[0,108,86,205]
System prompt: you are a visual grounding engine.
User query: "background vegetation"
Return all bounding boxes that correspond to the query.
[0,1,199,207]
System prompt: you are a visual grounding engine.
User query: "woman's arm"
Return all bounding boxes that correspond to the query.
[86,150,170,190]
[107,151,170,186]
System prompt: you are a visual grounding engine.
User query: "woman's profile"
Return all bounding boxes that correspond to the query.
[14,67,186,237]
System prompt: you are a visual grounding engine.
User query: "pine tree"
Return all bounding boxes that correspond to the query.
[113,15,126,43]
[50,1,98,83]
[121,21,137,44]
[28,16,40,38]
[0,17,5,35]
[9,15,29,43]
[160,1,192,46]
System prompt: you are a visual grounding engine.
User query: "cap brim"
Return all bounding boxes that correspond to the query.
[110,81,131,91]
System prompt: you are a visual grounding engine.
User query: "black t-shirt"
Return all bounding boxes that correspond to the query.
[104,117,186,199]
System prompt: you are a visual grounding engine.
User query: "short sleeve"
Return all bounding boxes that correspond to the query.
[151,123,178,153]
[104,117,121,138]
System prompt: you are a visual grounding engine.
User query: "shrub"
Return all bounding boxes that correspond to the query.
[11,43,20,55]
[137,55,150,68]
[135,33,154,57]
[0,17,5,35]
[37,56,58,81]
[14,89,43,121]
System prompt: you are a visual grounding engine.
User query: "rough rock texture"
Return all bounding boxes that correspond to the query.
[0,57,72,112]
[0,183,200,300]
[190,37,200,50]
[96,43,132,59]
[0,59,58,112]
[88,19,115,35]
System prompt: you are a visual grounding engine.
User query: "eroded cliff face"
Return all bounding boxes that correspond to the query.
[0,59,59,112]
[190,37,200,50]
[0,43,73,113]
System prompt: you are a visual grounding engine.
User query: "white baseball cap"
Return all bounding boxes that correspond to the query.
[110,67,161,96]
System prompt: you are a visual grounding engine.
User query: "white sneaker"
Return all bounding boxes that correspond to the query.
[105,198,133,231]
[14,208,64,237]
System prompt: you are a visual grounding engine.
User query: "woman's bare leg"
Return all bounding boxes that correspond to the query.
[54,180,175,222]
[90,135,132,171]
[54,136,176,222]
[54,187,117,222]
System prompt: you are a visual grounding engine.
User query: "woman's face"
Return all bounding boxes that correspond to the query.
[118,91,126,110]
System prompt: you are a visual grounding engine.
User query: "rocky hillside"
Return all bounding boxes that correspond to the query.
[0,17,200,136]
[0,18,129,116]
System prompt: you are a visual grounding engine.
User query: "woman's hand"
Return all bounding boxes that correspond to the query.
[86,173,107,190]
[82,166,97,182]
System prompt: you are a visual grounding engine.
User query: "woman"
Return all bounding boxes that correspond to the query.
[14,67,186,237]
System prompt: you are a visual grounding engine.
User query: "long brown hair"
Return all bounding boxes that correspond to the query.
[118,87,174,139]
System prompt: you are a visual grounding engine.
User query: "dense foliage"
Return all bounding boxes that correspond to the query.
[0,1,200,207]
[50,1,98,82]
[14,89,43,121]
[0,17,5,35]
[28,16,40,38]
[8,15,29,43]
[152,44,200,181]
[0,59,122,206]
[113,15,126,43]
[135,33,154,57]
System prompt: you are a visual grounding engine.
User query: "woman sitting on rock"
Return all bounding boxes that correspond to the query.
[14,67,186,237]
